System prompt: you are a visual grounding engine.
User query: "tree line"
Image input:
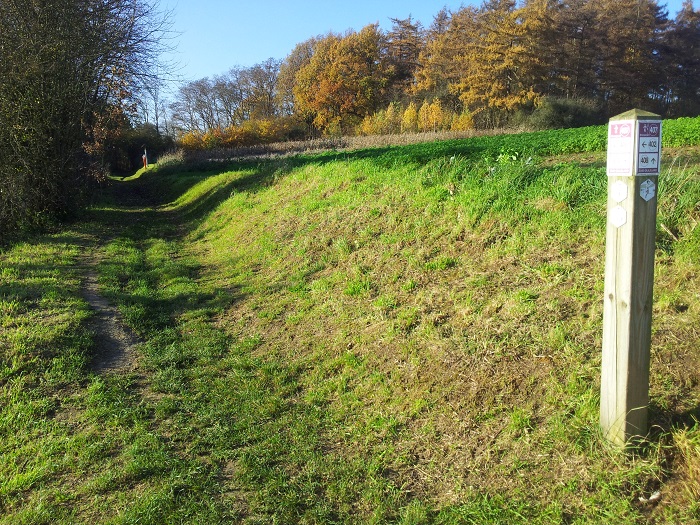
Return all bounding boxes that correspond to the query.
[1,0,699,239]
[170,0,700,149]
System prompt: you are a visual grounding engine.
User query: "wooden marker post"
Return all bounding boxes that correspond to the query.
[600,109,662,446]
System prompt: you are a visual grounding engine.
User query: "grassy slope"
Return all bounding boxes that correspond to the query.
[1,123,699,524]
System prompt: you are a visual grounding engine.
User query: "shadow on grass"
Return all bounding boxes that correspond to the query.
[103,284,242,336]
[0,233,90,301]
[650,402,700,433]
[0,264,74,302]
[95,164,279,231]
[97,137,488,219]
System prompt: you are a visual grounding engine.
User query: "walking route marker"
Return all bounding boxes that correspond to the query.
[600,109,662,446]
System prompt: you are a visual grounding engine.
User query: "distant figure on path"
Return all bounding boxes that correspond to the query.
[142,145,148,169]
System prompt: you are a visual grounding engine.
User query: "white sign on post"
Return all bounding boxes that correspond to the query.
[606,120,635,176]
[606,120,662,177]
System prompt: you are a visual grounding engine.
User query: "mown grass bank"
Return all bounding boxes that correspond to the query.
[1,120,700,524]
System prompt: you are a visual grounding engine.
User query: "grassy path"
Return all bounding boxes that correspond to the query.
[2,139,700,523]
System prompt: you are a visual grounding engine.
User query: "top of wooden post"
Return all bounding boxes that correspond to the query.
[610,109,661,121]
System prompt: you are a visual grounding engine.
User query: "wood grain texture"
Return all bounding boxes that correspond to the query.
[600,173,658,445]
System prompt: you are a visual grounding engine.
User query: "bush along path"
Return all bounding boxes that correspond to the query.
[2,125,700,524]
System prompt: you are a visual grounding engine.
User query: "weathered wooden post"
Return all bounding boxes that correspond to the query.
[600,109,662,446]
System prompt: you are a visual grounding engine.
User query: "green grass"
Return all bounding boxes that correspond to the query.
[1,118,700,523]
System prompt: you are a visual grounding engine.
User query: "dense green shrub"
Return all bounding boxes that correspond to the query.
[514,97,606,130]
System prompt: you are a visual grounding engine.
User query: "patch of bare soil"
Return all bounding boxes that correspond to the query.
[81,261,140,373]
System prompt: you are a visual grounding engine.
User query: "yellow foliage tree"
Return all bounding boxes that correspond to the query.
[358,115,374,136]
[358,103,402,136]
[450,111,474,131]
[454,0,548,123]
[179,131,205,150]
[401,101,419,133]
[414,7,478,105]
[418,100,445,132]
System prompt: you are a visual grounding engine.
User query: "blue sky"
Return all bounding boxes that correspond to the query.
[159,0,696,82]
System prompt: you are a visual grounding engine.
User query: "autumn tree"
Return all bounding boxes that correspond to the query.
[277,38,318,117]
[386,16,425,100]
[657,0,700,116]
[414,7,472,109]
[586,0,668,114]
[545,0,601,101]
[0,0,171,240]
[240,58,281,121]
[401,101,420,133]
[170,78,222,133]
[293,25,395,134]
[170,59,281,136]
[450,0,555,126]
[418,100,446,132]
[293,33,342,133]
[213,68,249,127]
